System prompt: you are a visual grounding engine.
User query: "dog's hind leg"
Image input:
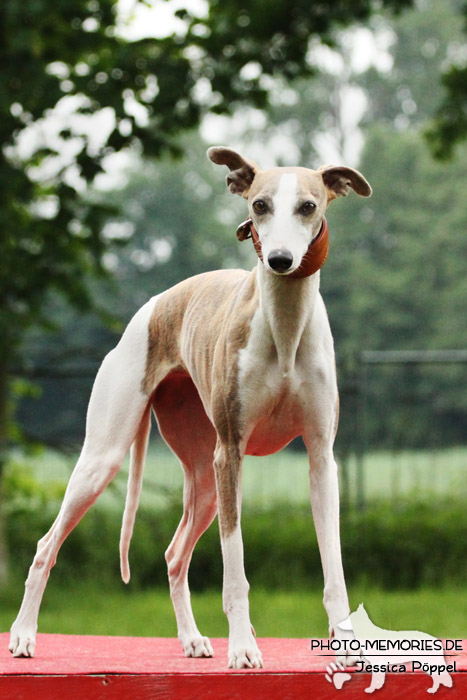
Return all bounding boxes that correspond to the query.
[9,298,158,657]
[167,460,217,657]
[152,372,218,657]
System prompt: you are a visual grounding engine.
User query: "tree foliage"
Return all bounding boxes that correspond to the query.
[425,1,467,157]
[1,0,423,354]
[3,0,429,581]
[4,0,467,358]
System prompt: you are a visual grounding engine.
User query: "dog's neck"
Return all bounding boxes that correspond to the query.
[256,263,320,377]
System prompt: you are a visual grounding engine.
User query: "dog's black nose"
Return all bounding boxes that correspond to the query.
[267,248,294,273]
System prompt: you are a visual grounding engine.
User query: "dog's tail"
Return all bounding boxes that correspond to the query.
[120,403,152,584]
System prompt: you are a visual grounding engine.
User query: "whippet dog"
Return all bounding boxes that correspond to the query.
[10,147,371,669]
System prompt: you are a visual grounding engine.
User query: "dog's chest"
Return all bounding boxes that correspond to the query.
[237,316,317,456]
[243,380,304,455]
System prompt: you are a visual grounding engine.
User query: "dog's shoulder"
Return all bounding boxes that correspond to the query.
[160,268,255,319]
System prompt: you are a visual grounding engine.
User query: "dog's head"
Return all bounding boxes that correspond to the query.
[208,146,371,276]
[337,603,374,640]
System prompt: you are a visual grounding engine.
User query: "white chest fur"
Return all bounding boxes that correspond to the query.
[237,274,336,456]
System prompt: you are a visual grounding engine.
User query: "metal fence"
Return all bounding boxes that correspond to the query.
[14,350,467,510]
[337,350,467,510]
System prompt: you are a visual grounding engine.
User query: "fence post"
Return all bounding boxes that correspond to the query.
[355,354,368,511]
[336,355,356,513]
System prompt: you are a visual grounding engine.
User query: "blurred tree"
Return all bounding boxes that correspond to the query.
[1,0,421,581]
[320,1,467,448]
[425,1,467,157]
[327,128,467,352]
[213,0,466,452]
[326,128,467,447]
[99,135,253,316]
[15,135,254,446]
[357,0,464,131]
[224,0,466,165]
[318,0,467,348]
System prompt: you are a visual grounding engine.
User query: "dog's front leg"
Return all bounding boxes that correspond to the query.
[213,440,263,669]
[305,436,360,666]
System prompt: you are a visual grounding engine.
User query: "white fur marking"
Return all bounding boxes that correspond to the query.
[259,173,309,268]
[274,173,297,213]
[269,174,297,246]
[222,527,263,669]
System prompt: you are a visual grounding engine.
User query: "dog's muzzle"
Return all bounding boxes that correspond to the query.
[267,248,294,273]
[236,216,330,279]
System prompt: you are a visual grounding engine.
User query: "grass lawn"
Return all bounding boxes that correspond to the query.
[4,444,465,646]
[2,582,466,641]
[10,442,467,510]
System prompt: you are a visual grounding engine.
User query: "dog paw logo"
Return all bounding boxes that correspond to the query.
[323,604,454,694]
[325,661,352,689]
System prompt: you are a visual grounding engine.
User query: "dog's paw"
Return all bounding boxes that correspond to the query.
[9,625,36,658]
[228,636,263,669]
[325,661,352,689]
[180,634,214,658]
[336,646,363,668]
[332,624,363,667]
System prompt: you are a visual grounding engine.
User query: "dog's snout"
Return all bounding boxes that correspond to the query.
[267,248,294,273]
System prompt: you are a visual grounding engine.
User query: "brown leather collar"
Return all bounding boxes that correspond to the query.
[236,217,329,279]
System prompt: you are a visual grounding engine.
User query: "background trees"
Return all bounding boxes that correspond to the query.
[10,0,467,450]
[2,0,429,421]
[2,0,467,581]
[0,0,421,581]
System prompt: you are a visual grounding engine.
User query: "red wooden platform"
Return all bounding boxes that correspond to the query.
[1,634,466,699]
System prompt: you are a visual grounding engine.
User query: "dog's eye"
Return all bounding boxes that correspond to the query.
[299,201,316,215]
[253,199,268,214]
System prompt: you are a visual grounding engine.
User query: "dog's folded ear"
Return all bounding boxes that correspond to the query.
[319,165,372,201]
[207,146,259,198]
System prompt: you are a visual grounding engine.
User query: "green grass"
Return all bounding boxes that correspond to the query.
[2,582,465,640]
[12,442,467,510]
[5,444,465,651]
[344,447,467,503]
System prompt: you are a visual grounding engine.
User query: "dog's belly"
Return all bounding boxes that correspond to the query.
[244,391,303,456]
[245,424,300,456]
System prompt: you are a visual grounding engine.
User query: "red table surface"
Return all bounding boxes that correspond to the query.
[1,635,327,674]
[1,635,466,700]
